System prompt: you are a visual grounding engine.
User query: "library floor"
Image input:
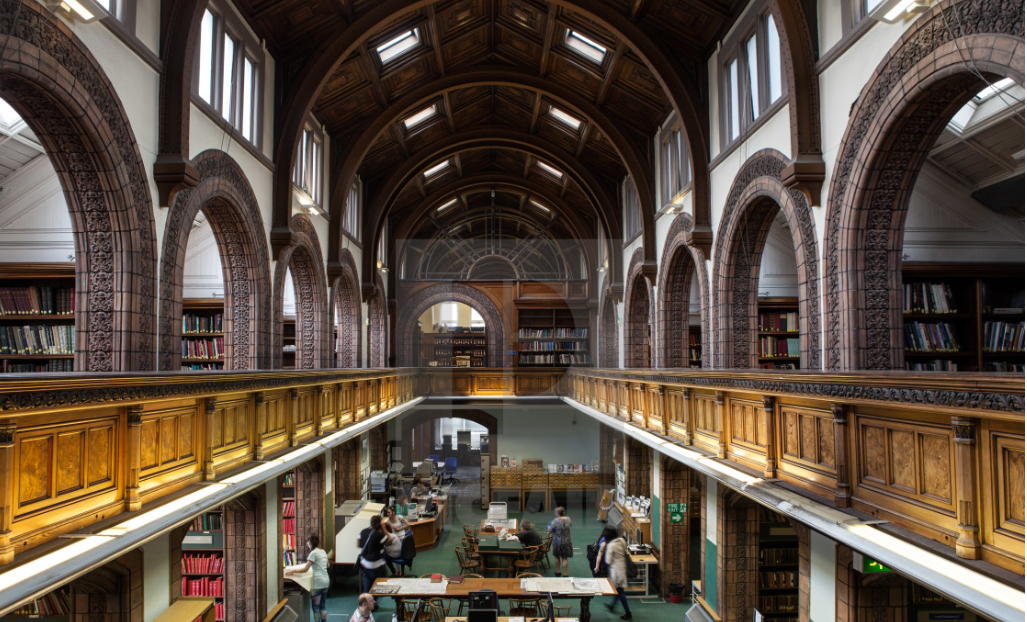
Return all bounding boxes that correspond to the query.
[325,468,686,621]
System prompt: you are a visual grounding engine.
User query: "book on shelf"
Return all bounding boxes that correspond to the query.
[4,358,73,373]
[182,337,225,359]
[982,321,1024,353]
[903,281,957,314]
[181,576,224,597]
[182,553,225,574]
[759,548,799,566]
[554,327,587,338]
[759,310,798,332]
[282,501,295,517]
[983,361,1024,372]
[190,513,223,531]
[903,322,960,353]
[0,285,75,316]
[183,313,224,333]
[759,570,798,589]
[906,359,961,372]
[517,328,554,338]
[0,324,74,355]
[282,518,295,534]
[760,336,799,358]
[6,589,71,616]
[283,550,299,565]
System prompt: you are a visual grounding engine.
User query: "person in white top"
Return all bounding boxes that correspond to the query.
[285,534,331,621]
[603,532,633,621]
[349,593,375,622]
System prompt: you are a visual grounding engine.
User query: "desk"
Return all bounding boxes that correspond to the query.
[408,499,447,550]
[624,552,658,598]
[372,577,614,622]
[476,533,525,577]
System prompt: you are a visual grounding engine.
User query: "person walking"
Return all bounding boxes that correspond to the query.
[358,515,388,595]
[547,506,573,577]
[349,593,376,622]
[285,534,330,621]
[592,526,616,577]
[604,530,633,620]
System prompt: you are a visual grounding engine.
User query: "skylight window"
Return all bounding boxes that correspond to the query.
[423,160,451,179]
[376,29,420,64]
[0,98,24,130]
[529,200,551,214]
[536,161,564,180]
[402,104,438,130]
[548,106,582,131]
[566,30,607,64]
[975,78,1015,101]
[436,198,458,212]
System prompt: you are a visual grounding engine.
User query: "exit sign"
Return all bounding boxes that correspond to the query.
[853,551,892,573]
[666,502,686,523]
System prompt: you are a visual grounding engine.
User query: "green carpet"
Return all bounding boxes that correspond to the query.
[324,500,690,621]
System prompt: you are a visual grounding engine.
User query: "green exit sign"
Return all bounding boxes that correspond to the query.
[666,502,687,513]
[863,557,892,573]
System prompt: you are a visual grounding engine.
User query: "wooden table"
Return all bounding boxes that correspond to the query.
[445,618,579,621]
[408,499,448,550]
[475,534,527,577]
[372,577,614,622]
[478,518,518,532]
[624,552,658,598]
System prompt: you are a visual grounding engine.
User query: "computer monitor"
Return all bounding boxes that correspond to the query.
[467,610,498,622]
[468,589,499,611]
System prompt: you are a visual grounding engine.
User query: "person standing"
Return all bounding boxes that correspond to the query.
[285,534,330,622]
[547,506,573,577]
[604,531,633,621]
[592,526,616,577]
[349,593,376,622]
[358,516,388,595]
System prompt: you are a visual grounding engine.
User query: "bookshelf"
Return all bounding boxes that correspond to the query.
[756,508,799,622]
[0,263,75,373]
[758,298,799,370]
[182,509,226,621]
[282,318,296,369]
[517,308,590,367]
[903,263,1024,372]
[181,299,225,371]
[422,328,486,367]
[0,587,71,619]
[282,471,297,566]
[688,326,702,368]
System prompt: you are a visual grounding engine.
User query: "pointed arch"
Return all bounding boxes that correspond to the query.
[329,248,362,368]
[368,271,388,368]
[159,150,272,370]
[598,284,620,369]
[624,248,654,369]
[273,214,329,369]
[657,214,711,368]
[395,283,508,367]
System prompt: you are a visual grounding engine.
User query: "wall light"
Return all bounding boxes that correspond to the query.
[869,0,932,23]
[46,0,109,22]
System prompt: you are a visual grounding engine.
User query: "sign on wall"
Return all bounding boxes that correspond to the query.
[666,502,686,523]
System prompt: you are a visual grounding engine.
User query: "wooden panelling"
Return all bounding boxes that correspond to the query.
[774,404,837,497]
[692,392,720,455]
[139,405,199,487]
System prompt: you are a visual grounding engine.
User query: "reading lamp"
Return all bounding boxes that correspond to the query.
[45,0,109,22]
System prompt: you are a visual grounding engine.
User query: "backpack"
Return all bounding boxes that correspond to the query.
[587,538,608,577]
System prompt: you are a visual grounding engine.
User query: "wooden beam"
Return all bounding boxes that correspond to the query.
[423,4,447,76]
[356,44,390,108]
[629,0,654,20]
[575,122,593,158]
[539,4,557,78]
[442,92,458,133]
[595,42,627,107]
[528,91,544,134]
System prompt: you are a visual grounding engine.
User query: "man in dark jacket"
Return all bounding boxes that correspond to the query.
[516,520,542,547]
[358,515,388,596]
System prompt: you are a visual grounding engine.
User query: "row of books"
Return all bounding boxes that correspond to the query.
[689,333,701,345]
[903,281,958,314]
[759,336,799,358]
[518,328,555,338]
[518,354,591,364]
[283,533,297,551]
[182,337,225,359]
[983,361,1023,372]
[759,547,799,566]
[906,360,960,371]
[183,313,223,334]
[0,285,74,316]
[182,362,224,371]
[283,473,295,486]
[432,337,486,345]
[282,501,296,517]
[181,576,224,597]
[282,518,296,535]
[4,359,73,372]
[190,513,224,531]
[759,570,798,589]
[6,590,70,615]
[518,341,588,351]
[759,311,798,332]
[689,347,701,361]
[760,362,797,370]
[182,553,225,574]
[982,321,1024,352]
[555,328,588,338]
[904,322,961,353]
[758,595,798,613]
[517,328,587,338]
[283,550,299,565]
[0,324,74,355]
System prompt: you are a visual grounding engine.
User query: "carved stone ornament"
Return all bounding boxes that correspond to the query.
[656,213,711,368]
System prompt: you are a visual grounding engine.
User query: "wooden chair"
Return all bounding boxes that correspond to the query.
[538,533,553,569]
[513,545,540,576]
[515,572,542,579]
[427,597,457,622]
[461,573,483,578]
[454,547,480,574]
[554,604,574,618]
[399,598,432,621]
[461,537,481,563]
[508,597,543,617]
[462,524,478,539]
[479,550,510,578]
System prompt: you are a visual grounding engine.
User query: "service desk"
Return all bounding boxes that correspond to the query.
[408,498,447,550]
[371,577,614,622]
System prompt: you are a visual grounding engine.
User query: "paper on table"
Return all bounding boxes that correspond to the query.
[284,564,313,592]
[572,578,600,591]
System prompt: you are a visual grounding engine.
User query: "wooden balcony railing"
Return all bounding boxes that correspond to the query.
[564,368,1025,575]
[0,369,417,564]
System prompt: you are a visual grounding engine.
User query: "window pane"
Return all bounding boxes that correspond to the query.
[865,0,886,12]
[746,35,760,119]
[767,14,782,103]
[221,34,236,120]
[729,59,740,141]
[242,58,254,141]
[198,10,214,104]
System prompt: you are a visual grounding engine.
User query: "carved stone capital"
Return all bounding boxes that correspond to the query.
[153,153,200,208]
[781,154,825,207]
[686,225,713,256]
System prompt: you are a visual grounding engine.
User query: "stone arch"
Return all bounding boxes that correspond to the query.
[367,271,388,368]
[223,490,267,622]
[273,214,329,369]
[294,457,326,554]
[158,150,271,370]
[396,283,508,367]
[68,549,144,622]
[399,408,498,467]
[329,249,361,368]
[598,285,620,369]
[823,0,1024,369]
[623,248,653,369]
[712,149,820,369]
[0,1,157,371]
[656,214,711,368]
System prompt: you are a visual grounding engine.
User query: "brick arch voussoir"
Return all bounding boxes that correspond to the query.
[273,214,329,369]
[823,2,1024,370]
[396,283,507,367]
[623,248,654,369]
[712,149,820,369]
[329,249,362,368]
[657,214,711,368]
[0,2,157,372]
[159,150,272,371]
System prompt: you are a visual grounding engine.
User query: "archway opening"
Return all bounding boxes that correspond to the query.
[625,273,652,368]
[660,247,705,369]
[417,301,486,368]
[599,295,619,368]
[180,214,227,370]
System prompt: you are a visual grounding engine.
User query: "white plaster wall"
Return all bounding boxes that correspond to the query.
[182,220,224,299]
[141,531,170,622]
[0,156,73,262]
[757,215,800,297]
[265,480,279,613]
[809,531,836,622]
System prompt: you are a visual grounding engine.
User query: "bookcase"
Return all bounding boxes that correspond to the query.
[282,319,296,369]
[424,328,487,367]
[0,263,75,373]
[758,298,799,370]
[903,263,1024,372]
[688,326,702,368]
[0,587,71,619]
[282,471,297,566]
[517,308,590,367]
[181,509,226,621]
[756,508,799,622]
[181,299,225,371]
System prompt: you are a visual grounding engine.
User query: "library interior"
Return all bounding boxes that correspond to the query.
[0,0,1022,621]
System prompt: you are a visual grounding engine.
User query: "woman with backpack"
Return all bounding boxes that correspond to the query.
[591,526,616,577]
[358,515,388,595]
[603,529,633,621]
